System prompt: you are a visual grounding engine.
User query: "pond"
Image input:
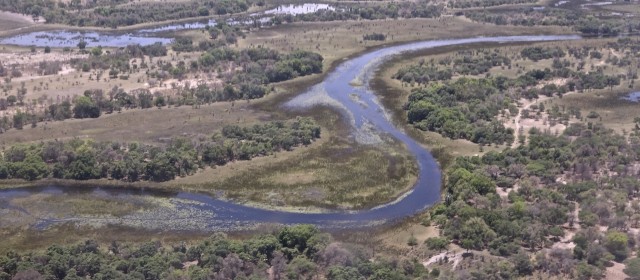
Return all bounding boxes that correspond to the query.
[621,91,640,102]
[0,4,334,47]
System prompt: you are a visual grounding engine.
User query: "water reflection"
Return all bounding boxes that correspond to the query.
[622,91,640,102]
[0,4,334,47]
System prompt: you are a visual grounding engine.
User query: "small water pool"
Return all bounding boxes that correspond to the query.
[622,91,640,102]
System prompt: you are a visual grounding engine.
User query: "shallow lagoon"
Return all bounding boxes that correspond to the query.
[0,4,334,47]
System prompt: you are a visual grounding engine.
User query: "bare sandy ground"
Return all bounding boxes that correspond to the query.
[0,10,44,32]
[605,261,628,280]
[423,251,464,269]
[0,52,87,65]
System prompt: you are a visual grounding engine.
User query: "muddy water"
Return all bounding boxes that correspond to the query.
[0,35,581,231]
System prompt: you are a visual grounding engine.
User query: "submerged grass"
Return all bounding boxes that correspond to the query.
[191,134,418,210]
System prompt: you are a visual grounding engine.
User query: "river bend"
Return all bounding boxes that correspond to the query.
[0,35,581,231]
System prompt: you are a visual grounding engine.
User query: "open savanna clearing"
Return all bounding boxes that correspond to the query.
[0,100,267,146]
[236,16,571,71]
[0,11,41,32]
[374,37,637,149]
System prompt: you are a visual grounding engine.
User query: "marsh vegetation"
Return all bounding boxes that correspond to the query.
[2,0,640,278]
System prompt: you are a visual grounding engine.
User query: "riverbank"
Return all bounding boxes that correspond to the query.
[0,35,586,258]
[0,4,272,37]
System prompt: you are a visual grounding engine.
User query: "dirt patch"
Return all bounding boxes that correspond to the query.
[264,170,318,186]
[379,224,439,251]
[605,261,628,280]
[0,11,43,32]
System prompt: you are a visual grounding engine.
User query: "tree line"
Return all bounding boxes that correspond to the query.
[266,1,443,25]
[393,49,511,84]
[0,44,323,132]
[0,224,439,280]
[449,0,537,9]
[0,0,253,28]
[0,117,320,182]
[464,8,631,37]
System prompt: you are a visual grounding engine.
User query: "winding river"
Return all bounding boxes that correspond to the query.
[0,35,581,231]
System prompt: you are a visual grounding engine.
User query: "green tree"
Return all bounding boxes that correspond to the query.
[424,237,448,251]
[77,40,87,50]
[73,96,100,118]
[278,224,319,257]
[510,252,533,276]
[327,266,363,280]
[459,217,497,250]
[90,47,102,56]
[624,258,640,280]
[604,230,629,261]
[286,256,317,280]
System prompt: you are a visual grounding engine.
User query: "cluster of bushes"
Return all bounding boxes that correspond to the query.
[393,64,452,86]
[0,225,438,280]
[0,117,320,182]
[394,50,511,84]
[363,33,386,41]
[465,8,580,27]
[198,47,323,83]
[574,17,621,37]
[168,27,243,54]
[465,8,626,36]
[393,65,452,85]
[449,0,537,8]
[405,78,515,145]
[427,123,640,278]
[514,67,620,96]
[520,46,566,62]
[449,50,511,75]
[1,0,252,28]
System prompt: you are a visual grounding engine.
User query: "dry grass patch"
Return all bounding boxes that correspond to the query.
[237,17,571,72]
[0,100,268,146]
[0,11,41,32]
[553,88,640,133]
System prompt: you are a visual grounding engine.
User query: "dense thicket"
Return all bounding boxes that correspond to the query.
[198,47,323,84]
[0,117,320,182]
[449,0,537,8]
[404,78,515,145]
[0,0,252,28]
[428,123,640,278]
[393,49,511,84]
[465,9,628,36]
[520,47,566,62]
[0,225,434,280]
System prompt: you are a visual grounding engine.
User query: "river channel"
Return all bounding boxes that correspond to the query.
[0,35,581,231]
